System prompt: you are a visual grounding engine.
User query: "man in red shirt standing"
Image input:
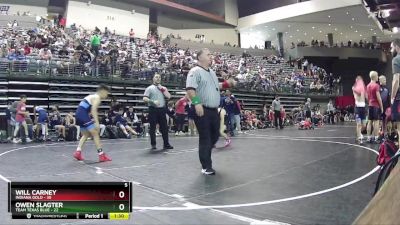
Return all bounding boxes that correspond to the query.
[13,95,32,143]
[366,71,383,143]
[175,94,189,136]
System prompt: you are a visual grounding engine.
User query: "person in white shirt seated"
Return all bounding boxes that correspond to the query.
[310,81,317,91]
[124,106,142,135]
[54,38,65,48]
[236,72,246,84]
[37,47,52,74]
[295,80,303,94]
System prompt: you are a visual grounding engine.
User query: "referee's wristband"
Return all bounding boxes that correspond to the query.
[191,96,201,105]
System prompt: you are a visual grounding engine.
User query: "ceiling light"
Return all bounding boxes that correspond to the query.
[340,32,343,35]
[393,27,399,33]
[288,25,291,27]
[297,39,300,42]
[264,25,268,28]
[328,24,331,26]
[290,35,293,38]
[355,30,358,33]
[334,28,337,31]
[360,34,362,37]
[346,11,349,15]
[352,18,355,21]
[304,33,307,35]
[272,28,275,30]
[319,30,322,33]
[328,15,331,18]
[296,29,299,32]
[285,31,288,34]
[312,26,315,29]
[370,28,374,31]
[374,32,377,35]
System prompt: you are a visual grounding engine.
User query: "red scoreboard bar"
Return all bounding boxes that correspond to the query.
[8,182,132,220]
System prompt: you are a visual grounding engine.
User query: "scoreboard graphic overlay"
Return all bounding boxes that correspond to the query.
[8,182,132,220]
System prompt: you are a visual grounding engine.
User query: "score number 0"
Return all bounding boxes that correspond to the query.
[118,183,128,211]
[118,191,125,210]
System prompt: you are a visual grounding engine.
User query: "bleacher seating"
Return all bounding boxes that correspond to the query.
[0,75,320,121]
[0,21,339,123]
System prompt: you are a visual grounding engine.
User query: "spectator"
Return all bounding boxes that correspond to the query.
[115,108,137,138]
[5,102,15,141]
[49,106,66,141]
[23,44,31,55]
[79,49,92,76]
[33,106,48,141]
[124,106,142,135]
[186,101,197,136]
[175,94,189,136]
[166,101,175,132]
[37,47,52,74]
[141,112,150,137]
[65,112,80,141]
[220,90,237,136]
[326,99,335,124]
[129,28,135,43]
[90,32,101,56]
[272,95,283,129]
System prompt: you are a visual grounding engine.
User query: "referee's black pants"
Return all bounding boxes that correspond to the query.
[274,110,282,128]
[149,107,170,147]
[328,111,335,124]
[194,107,220,170]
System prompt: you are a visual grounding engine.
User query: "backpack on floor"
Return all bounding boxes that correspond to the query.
[377,140,397,166]
[374,153,399,195]
[66,126,77,141]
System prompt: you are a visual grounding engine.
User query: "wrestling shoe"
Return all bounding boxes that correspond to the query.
[99,153,112,162]
[73,151,84,161]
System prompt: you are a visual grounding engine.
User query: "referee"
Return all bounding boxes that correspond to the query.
[143,74,174,150]
[186,48,236,175]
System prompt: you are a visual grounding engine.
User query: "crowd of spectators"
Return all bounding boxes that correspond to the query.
[292,39,381,49]
[0,20,341,95]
